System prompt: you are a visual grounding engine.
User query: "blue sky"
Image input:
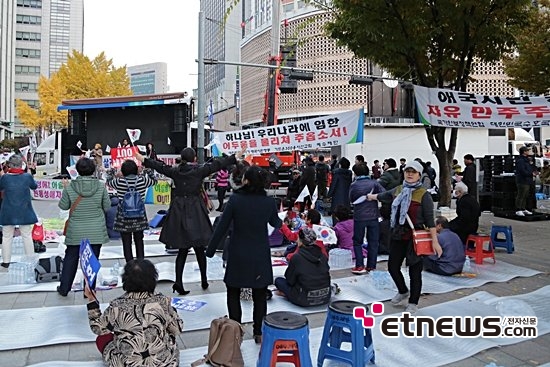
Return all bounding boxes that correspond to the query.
[84,0,200,93]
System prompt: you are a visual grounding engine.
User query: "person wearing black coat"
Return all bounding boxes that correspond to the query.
[274,226,331,307]
[460,154,477,199]
[136,147,241,295]
[206,166,282,344]
[327,157,352,219]
[449,182,481,244]
[298,157,316,211]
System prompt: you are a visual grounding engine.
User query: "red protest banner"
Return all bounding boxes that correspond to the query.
[110,147,141,168]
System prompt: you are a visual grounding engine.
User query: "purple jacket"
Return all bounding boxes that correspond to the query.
[333,219,366,258]
[349,176,385,221]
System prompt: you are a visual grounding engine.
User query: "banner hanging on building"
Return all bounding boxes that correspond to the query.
[212,109,364,155]
[414,86,550,129]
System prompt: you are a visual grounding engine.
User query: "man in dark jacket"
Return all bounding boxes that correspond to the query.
[424,216,465,276]
[299,156,316,212]
[327,157,352,215]
[286,169,302,208]
[460,154,477,199]
[515,146,536,216]
[315,155,330,198]
[349,164,385,274]
[274,227,331,307]
[449,182,481,244]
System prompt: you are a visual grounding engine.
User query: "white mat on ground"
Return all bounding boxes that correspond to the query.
[25,286,550,367]
[99,244,171,259]
[0,257,287,294]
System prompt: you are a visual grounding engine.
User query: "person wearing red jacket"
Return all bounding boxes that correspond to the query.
[280,209,328,261]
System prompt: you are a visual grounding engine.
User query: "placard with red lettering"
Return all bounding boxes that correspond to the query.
[212,109,364,155]
[414,86,550,129]
[110,147,140,168]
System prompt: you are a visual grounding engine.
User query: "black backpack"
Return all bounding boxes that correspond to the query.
[316,163,328,182]
[121,178,145,218]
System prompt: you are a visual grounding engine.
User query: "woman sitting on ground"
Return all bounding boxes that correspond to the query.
[274,226,331,307]
[84,259,184,366]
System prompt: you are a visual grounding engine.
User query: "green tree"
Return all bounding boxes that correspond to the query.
[326,0,532,206]
[504,0,550,95]
[17,51,132,133]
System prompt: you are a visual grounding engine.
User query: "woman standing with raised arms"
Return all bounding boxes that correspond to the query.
[135,146,244,295]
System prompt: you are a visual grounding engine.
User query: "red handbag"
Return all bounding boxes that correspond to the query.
[32,223,45,242]
[406,214,435,256]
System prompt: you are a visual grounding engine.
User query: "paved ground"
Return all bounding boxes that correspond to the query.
[0,197,549,367]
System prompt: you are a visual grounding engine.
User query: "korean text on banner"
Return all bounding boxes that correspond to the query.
[32,179,64,200]
[79,239,101,290]
[213,109,364,155]
[110,147,141,168]
[414,85,550,129]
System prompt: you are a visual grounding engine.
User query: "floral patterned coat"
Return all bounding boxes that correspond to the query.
[87,292,184,367]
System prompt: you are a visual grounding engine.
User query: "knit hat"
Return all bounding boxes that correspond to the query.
[299,227,318,246]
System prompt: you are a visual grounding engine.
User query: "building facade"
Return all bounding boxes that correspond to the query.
[127,62,168,95]
[0,0,16,140]
[12,0,83,136]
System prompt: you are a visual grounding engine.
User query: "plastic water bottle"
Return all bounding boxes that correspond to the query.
[462,256,472,273]
[111,260,121,276]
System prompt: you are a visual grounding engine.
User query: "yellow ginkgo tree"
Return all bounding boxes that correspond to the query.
[16,50,132,134]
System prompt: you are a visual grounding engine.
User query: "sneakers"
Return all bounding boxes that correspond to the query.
[405,303,418,314]
[515,210,525,217]
[524,210,533,215]
[391,291,410,306]
[351,266,367,275]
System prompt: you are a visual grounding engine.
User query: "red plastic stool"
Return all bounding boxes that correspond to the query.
[465,234,495,265]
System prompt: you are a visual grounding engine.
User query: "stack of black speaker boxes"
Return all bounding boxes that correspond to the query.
[483,155,518,216]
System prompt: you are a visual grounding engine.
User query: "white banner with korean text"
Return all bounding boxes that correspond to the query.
[212,109,365,155]
[414,86,550,129]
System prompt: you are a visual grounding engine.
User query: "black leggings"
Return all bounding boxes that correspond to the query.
[175,246,207,286]
[227,286,267,336]
[388,239,423,305]
[120,231,144,262]
[217,187,228,209]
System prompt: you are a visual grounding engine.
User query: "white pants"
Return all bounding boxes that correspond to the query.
[1,225,34,264]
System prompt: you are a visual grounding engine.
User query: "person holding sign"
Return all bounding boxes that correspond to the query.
[135,146,244,295]
[106,160,157,262]
[84,259,184,366]
[57,158,111,296]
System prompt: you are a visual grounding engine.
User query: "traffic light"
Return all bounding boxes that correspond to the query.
[279,44,298,94]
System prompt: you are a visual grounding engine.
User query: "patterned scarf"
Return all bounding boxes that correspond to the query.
[390,180,423,228]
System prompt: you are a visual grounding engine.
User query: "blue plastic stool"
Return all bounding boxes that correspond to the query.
[317,300,375,367]
[490,225,515,253]
[257,311,312,367]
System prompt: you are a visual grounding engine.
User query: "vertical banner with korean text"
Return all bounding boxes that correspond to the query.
[414,86,550,129]
[212,109,364,155]
[79,239,101,290]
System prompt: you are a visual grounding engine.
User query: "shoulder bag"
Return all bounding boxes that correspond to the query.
[405,214,435,256]
[63,196,82,236]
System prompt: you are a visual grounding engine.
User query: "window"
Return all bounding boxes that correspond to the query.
[34,153,46,166]
[16,32,41,42]
[17,0,42,8]
[15,82,38,92]
[15,65,40,75]
[16,15,42,25]
[16,48,41,59]
[21,99,40,108]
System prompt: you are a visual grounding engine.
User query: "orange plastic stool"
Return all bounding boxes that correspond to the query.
[465,234,495,265]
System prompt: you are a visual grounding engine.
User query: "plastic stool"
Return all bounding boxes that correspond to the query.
[490,225,515,253]
[257,311,312,367]
[317,300,375,367]
[465,234,496,265]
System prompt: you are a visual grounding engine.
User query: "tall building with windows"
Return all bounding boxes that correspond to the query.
[0,0,16,139]
[127,62,168,95]
[13,0,83,136]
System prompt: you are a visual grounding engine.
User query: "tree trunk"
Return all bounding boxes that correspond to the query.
[425,126,457,208]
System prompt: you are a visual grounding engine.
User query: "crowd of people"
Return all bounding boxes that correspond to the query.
[1,139,549,364]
